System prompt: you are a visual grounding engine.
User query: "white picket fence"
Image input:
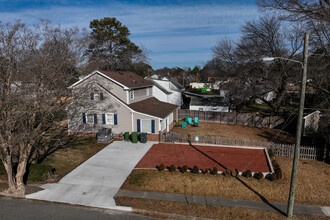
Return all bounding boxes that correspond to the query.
[161,132,325,160]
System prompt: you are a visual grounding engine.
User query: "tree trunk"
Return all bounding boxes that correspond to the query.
[2,156,16,194]
[15,143,33,196]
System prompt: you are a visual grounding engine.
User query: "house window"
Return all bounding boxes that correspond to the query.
[106,113,114,125]
[90,92,104,100]
[141,119,151,133]
[146,88,149,96]
[130,90,134,100]
[86,114,94,124]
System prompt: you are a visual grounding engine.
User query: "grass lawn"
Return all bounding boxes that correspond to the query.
[120,156,330,206]
[0,136,109,192]
[171,121,295,144]
[117,197,328,220]
[40,136,109,179]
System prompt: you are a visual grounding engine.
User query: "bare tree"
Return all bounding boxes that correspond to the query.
[0,20,84,195]
[212,15,304,113]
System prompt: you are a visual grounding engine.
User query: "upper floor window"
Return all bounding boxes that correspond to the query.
[90,92,104,101]
[130,90,134,100]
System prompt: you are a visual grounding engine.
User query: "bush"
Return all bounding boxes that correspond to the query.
[268,173,277,181]
[131,132,138,143]
[204,168,210,174]
[169,164,176,172]
[181,165,188,173]
[254,172,264,180]
[275,168,283,179]
[27,164,54,182]
[268,149,275,158]
[224,169,231,177]
[192,165,199,174]
[234,168,239,177]
[157,163,165,171]
[244,170,252,178]
[211,167,218,175]
[272,159,280,170]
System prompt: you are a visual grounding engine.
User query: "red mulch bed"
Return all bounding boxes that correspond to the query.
[135,143,271,172]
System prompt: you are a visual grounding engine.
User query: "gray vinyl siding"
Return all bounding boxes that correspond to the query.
[72,73,126,103]
[68,88,132,134]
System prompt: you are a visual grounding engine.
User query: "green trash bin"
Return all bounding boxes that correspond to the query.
[124,132,130,141]
[131,132,138,143]
[139,133,147,143]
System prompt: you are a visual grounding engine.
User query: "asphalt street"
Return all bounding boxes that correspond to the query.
[0,196,155,220]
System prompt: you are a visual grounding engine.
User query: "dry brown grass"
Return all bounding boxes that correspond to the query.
[121,156,330,206]
[172,121,295,144]
[117,197,328,220]
[42,137,108,178]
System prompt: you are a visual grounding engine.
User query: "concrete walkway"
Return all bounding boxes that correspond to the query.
[26,141,155,210]
[116,190,330,217]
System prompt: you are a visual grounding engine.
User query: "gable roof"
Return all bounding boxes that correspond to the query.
[69,70,153,90]
[145,78,172,95]
[99,70,153,89]
[129,97,179,118]
[98,83,178,119]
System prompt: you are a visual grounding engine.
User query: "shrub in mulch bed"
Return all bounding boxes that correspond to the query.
[211,167,218,175]
[180,165,188,173]
[223,169,232,177]
[254,172,264,180]
[244,170,252,178]
[233,168,239,177]
[203,168,210,174]
[191,165,199,174]
[275,168,283,179]
[157,163,165,171]
[169,164,176,172]
[268,173,277,181]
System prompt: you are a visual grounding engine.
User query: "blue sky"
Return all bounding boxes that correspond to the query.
[0,0,259,69]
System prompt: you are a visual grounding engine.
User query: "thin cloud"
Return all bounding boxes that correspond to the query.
[0,1,258,69]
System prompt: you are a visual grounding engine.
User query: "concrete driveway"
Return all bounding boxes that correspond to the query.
[26,141,155,210]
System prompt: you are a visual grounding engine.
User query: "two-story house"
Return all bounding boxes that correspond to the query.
[145,74,184,106]
[67,70,179,141]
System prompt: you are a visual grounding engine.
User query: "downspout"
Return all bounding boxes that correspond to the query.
[131,111,134,132]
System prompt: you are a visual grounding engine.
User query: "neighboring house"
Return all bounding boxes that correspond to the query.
[255,91,275,104]
[189,96,229,112]
[145,75,184,106]
[303,110,321,136]
[190,82,211,89]
[67,70,179,141]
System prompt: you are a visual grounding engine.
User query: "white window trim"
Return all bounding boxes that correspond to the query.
[86,113,94,124]
[105,113,114,125]
[130,90,134,100]
[141,119,151,133]
[94,92,100,100]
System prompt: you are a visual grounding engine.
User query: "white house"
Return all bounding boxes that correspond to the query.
[146,75,184,106]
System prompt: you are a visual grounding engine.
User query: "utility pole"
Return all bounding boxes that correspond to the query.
[287,32,309,217]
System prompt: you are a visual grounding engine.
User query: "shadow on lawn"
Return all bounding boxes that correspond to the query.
[188,141,287,217]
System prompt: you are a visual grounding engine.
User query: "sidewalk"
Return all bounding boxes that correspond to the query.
[115,189,330,217]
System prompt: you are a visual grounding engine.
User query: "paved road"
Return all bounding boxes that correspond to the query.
[26,141,155,210]
[0,196,155,220]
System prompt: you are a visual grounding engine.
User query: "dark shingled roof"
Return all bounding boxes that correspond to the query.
[99,70,153,89]
[129,97,179,118]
